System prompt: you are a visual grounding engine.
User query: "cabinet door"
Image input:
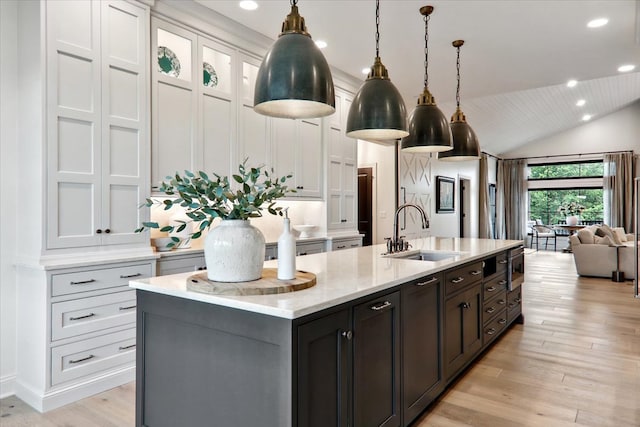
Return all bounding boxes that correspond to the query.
[401,275,443,425]
[297,309,350,427]
[101,0,149,245]
[272,117,297,179]
[444,284,482,379]
[238,56,270,169]
[151,19,198,189]
[353,291,401,427]
[296,118,322,198]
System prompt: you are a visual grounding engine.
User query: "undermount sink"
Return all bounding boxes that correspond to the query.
[384,250,461,262]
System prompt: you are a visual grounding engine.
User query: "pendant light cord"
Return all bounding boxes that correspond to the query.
[424,13,430,88]
[375,0,380,58]
[456,44,461,108]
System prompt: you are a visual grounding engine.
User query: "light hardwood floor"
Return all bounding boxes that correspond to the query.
[1,250,638,426]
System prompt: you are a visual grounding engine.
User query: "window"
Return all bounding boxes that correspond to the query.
[527,160,603,225]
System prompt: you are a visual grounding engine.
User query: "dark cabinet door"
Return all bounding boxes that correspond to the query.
[353,291,401,427]
[297,309,351,427]
[401,274,443,426]
[444,284,482,379]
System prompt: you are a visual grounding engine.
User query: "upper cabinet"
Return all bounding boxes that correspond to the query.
[151,18,235,188]
[46,0,149,249]
[327,89,357,230]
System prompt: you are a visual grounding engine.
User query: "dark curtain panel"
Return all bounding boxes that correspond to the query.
[479,154,493,238]
[604,152,635,232]
[496,159,527,240]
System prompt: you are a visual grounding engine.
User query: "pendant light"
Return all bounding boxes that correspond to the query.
[254,0,335,119]
[401,5,452,153]
[438,40,481,161]
[346,0,408,141]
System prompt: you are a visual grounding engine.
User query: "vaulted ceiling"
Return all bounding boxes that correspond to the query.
[196,0,640,155]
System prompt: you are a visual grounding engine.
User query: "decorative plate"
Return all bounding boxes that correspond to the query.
[157,46,181,77]
[203,61,218,87]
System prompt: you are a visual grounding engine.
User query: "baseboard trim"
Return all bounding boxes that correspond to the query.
[15,366,135,412]
[0,374,16,398]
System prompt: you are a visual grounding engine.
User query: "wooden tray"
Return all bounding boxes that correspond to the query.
[186,268,316,296]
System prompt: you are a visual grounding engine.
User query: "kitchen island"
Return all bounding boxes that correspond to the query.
[130,237,524,427]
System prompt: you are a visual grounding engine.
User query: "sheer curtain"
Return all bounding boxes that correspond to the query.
[479,153,493,238]
[496,159,527,240]
[604,152,634,232]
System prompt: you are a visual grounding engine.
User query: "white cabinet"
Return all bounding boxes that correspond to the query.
[156,252,206,276]
[296,240,325,256]
[46,0,149,249]
[329,236,363,251]
[327,89,358,230]
[272,117,323,198]
[16,259,155,412]
[151,18,236,188]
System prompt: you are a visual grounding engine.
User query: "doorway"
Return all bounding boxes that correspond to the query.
[459,178,471,237]
[358,167,373,246]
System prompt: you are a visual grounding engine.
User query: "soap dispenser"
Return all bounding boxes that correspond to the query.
[277,208,296,280]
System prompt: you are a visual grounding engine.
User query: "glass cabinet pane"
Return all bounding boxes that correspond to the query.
[242,62,259,104]
[157,28,192,82]
[202,46,231,93]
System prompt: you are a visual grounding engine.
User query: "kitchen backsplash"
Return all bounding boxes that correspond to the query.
[149,199,326,243]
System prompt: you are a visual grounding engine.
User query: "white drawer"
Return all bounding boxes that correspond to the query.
[51,328,136,386]
[51,290,137,341]
[157,254,206,276]
[296,241,324,256]
[331,237,362,251]
[52,263,153,297]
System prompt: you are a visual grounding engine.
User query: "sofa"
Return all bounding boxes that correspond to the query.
[569,225,637,279]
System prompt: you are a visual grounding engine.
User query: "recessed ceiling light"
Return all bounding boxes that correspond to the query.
[618,64,636,72]
[315,40,327,49]
[567,79,578,88]
[362,67,371,75]
[239,1,258,11]
[576,99,586,107]
[582,114,592,121]
[587,18,608,28]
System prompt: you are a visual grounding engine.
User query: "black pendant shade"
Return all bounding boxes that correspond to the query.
[438,40,480,161]
[438,109,481,161]
[347,57,408,141]
[254,3,335,119]
[400,89,452,152]
[400,5,453,153]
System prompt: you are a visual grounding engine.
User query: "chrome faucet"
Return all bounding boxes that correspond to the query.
[386,203,430,253]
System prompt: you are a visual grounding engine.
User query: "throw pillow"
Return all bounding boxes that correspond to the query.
[600,224,623,245]
[612,227,627,242]
[594,235,613,246]
[577,228,595,244]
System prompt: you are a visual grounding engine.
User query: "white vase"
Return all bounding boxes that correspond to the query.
[204,219,266,282]
[566,215,579,226]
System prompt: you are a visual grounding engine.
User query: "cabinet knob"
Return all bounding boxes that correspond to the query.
[341,330,353,340]
[104,228,111,234]
[96,229,102,234]
[296,186,304,190]
[460,302,471,309]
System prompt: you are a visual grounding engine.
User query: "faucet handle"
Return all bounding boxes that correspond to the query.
[384,237,393,254]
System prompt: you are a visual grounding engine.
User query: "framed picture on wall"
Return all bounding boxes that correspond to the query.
[436,176,455,213]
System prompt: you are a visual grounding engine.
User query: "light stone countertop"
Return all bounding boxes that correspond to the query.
[130,237,523,319]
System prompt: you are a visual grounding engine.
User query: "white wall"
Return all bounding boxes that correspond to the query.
[503,101,640,159]
[357,141,396,244]
[1,0,18,397]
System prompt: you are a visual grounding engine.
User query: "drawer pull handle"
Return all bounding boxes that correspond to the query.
[499,280,507,285]
[119,344,136,351]
[370,301,392,311]
[350,244,360,247]
[197,265,208,270]
[486,328,496,336]
[515,298,522,303]
[470,270,482,276]
[298,252,308,256]
[451,277,464,284]
[486,307,496,314]
[119,305,137,311]
[70,279,96,285]
[498,260,508,264]
[69,354,95,364]
[416,277,438,286]
[486,286,496,292]
[69,312,96,321]
[460,302,471,309]
[341,330,353,340]
[337,245,346,249]
[120,273,141,279]
[498,299,506,305]
[498,318,507,325]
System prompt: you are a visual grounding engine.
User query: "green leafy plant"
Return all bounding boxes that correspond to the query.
[135,161,293,246]
[558,201,585,216]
